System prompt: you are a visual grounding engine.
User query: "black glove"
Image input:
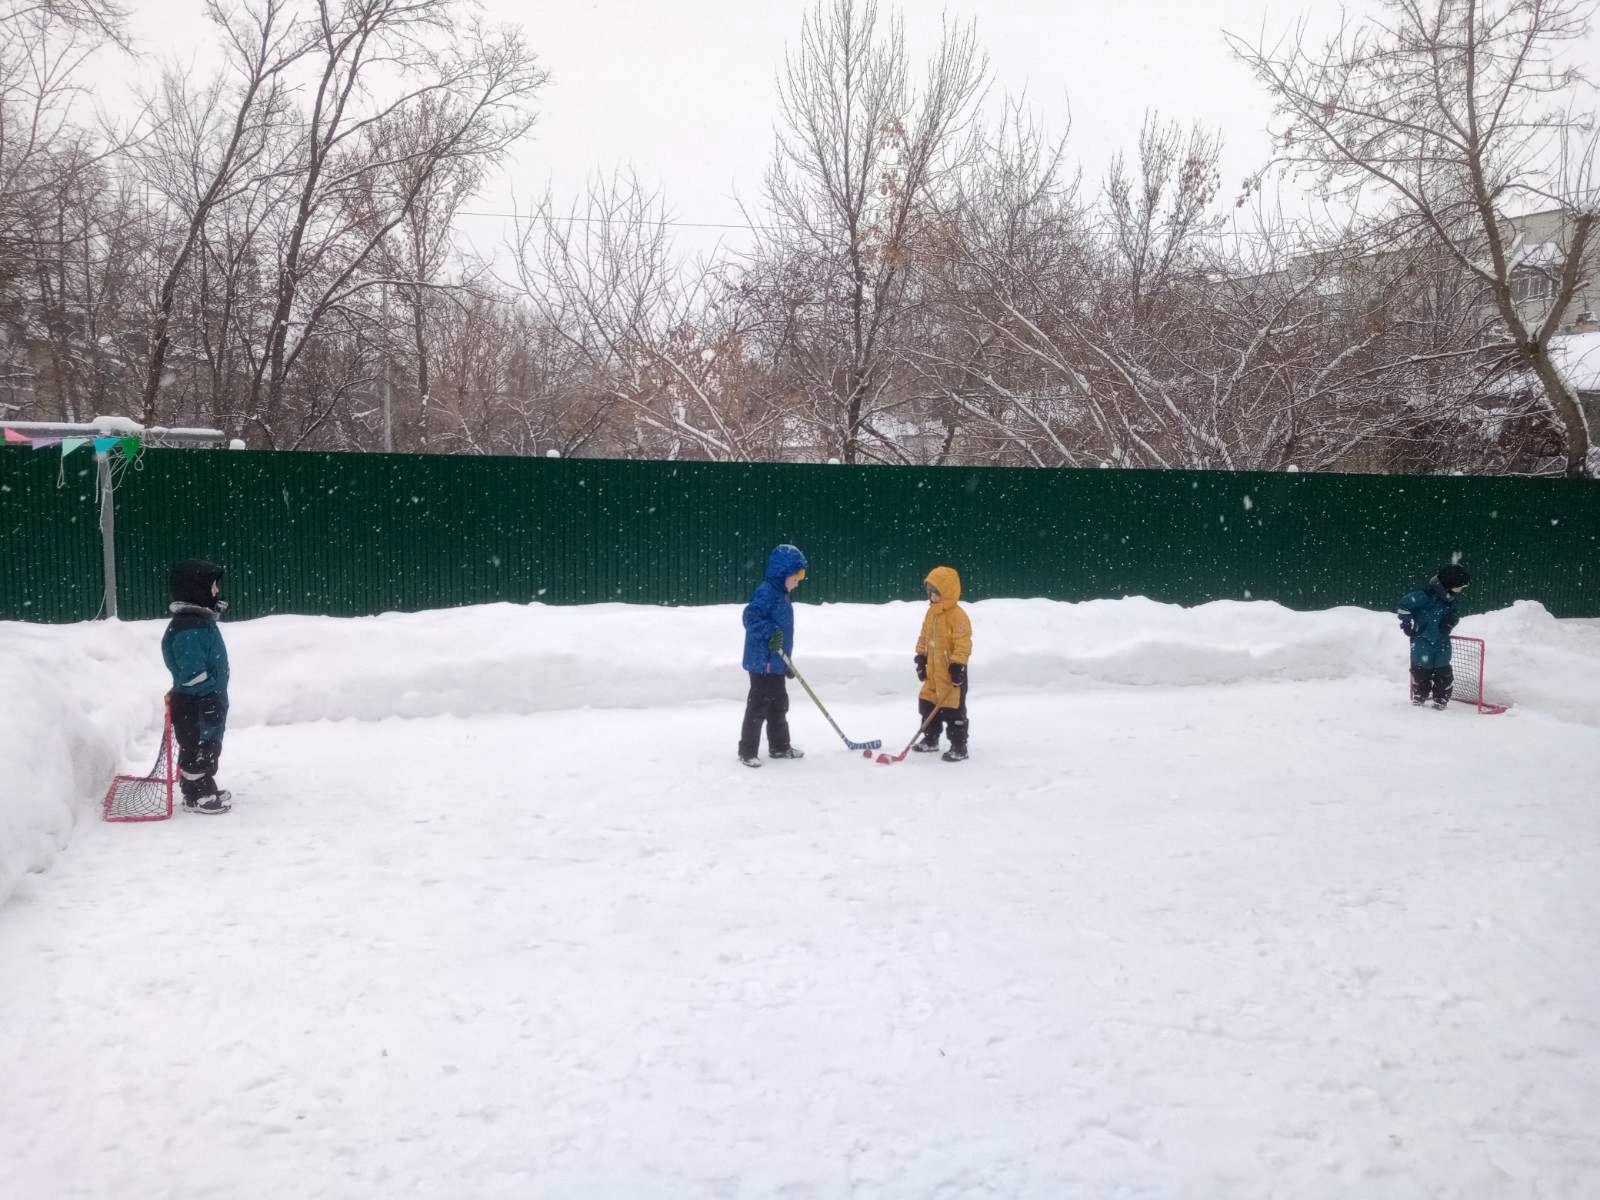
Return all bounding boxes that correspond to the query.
[1399,617,1417,639]
[1441,613,1460,635]
[914,653,927,682]
[948,662,966,688]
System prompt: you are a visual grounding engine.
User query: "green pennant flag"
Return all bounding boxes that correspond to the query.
[118,436,141,458]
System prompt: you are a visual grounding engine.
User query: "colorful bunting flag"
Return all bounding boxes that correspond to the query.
[3,428,28,444]
[61,438,87,457]
[30,437,63,450]
[93,436,119,453]
[118,436,141,458]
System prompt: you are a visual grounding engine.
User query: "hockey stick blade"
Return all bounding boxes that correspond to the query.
[877,693,953,765]
[779,652,882,753]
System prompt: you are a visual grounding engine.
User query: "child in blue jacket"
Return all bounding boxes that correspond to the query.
[1398,561,1470,709]
[162,559,233,813]
[737,544,807,767]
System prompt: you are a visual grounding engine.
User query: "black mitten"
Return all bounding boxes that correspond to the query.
[948,662,967,687]
[914,653,927,681]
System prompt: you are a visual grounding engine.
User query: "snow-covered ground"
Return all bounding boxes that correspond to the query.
[2,598,1598,1197]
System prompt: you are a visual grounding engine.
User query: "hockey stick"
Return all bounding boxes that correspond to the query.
[875,689,955,765]
[778,651,882,751]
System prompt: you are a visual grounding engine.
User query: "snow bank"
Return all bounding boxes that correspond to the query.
[3,597,1596,910]
[0,622,159,912]
[207,596,1600,724]
[223,598,1411,726]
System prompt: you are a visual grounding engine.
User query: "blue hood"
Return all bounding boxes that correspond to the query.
[765,544,807,583]
[742,545,806,674]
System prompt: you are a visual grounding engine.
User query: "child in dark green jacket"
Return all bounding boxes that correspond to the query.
[1397,562,1470,709]
[162,559,232,813]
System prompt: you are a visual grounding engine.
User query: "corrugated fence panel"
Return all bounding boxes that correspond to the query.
[0,449,105,622]
[3,446,1597,622]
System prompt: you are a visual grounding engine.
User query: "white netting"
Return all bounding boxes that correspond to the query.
[1406,636,1503,712]
[103,707,174,822]
[1451,636,1485,706]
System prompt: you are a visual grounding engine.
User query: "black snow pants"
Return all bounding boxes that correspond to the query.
[1410,666,1455,705]
[170,692,227,800]
[918,680,969,750]
[738,673,792,759]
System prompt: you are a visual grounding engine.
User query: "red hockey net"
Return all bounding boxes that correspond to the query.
[103,701,175,822]
[1444,636,1508,714]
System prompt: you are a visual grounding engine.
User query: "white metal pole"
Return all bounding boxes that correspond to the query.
[96,448,118,620]
[381,283,393,452]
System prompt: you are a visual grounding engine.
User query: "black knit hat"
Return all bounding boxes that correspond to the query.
[170,559,226,609]
[1436,562,1471,590]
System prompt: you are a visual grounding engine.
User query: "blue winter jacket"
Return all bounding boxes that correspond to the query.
[742,544,807,674]
[1397,580,1460,668]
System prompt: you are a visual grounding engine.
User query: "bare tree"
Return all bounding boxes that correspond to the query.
[0,0,129,44]
[1106,113,1224,324]
[436,295,618,457]
[134,0,313,423]
[915,110,1242,468]
[754,0,987,463]
[243,2,545,447]
[1179,218,1513,473]
[900,100,1087,466]
[185,171,266,425]
[371,154,482,450]
[1230,0,1600,477]
[0,1,136,419]
[508,173,778,461]
[915,105,1506,473]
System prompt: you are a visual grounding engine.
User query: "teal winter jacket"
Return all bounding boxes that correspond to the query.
[162,604,230,739]
[1397,581,1460,669]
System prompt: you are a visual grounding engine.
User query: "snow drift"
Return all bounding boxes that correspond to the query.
[2,596,1596,911]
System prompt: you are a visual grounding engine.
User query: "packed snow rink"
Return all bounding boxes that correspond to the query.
[3,598,1599,1198]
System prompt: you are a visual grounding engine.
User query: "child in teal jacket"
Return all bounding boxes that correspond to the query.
[162,559,232,813]
[1397,562,1469,708]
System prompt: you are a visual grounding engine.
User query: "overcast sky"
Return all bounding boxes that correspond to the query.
[111,0,1599,260]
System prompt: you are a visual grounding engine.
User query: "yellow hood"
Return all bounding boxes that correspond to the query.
[925,565,962,609]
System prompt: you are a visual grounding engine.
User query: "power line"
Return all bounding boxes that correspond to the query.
[459,210,760,231]
[455,208,1320,248]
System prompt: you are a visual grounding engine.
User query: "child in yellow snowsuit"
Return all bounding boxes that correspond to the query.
[913,565,972,761]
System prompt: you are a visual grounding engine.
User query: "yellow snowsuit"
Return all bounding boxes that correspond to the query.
[916,565,971,708]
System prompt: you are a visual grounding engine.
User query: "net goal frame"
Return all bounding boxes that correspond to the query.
[1408,635,1508,714]
[103,699,175,822]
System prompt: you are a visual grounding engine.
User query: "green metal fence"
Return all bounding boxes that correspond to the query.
[2,446,1597,622]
